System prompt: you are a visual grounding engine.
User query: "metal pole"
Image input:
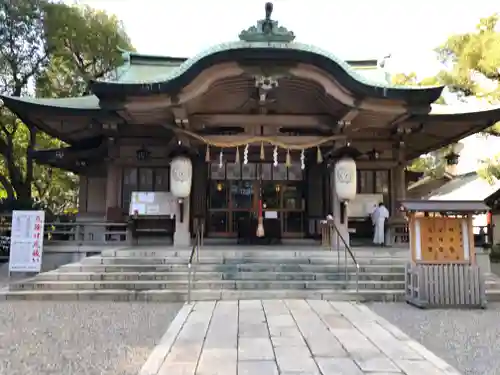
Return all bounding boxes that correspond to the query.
[187,263,192,304]
[335,226,340,274]
[196,227,200,264]
[344,242,348,281]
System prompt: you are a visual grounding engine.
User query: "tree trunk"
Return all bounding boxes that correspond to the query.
[23,126,36,198]
[0,174,15,201]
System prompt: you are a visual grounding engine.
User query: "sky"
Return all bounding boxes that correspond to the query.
[71,0,499,78]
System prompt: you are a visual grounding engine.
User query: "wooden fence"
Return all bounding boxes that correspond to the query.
[405,263,487,308]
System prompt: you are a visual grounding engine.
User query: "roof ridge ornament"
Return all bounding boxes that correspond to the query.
[239,2,296,43]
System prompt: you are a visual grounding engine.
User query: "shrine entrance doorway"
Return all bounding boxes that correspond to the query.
[206,162,306,238]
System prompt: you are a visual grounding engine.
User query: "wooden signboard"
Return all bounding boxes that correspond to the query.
[129,192,177,217]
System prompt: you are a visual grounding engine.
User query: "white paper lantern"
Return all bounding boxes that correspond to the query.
[334,157,357,202]
[170,157,193,198]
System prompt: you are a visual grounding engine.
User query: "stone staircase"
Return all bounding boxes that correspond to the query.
[0,246,412,302]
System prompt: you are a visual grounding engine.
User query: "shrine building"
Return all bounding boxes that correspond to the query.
[1,3,500,247]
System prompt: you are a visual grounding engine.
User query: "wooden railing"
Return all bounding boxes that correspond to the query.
[0,221,130,245]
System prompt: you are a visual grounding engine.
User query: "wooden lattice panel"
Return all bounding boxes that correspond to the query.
[419,217,464,262]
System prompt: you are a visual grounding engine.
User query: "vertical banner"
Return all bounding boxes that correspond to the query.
[8,210,45,273]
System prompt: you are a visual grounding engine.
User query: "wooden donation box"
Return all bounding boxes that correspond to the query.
[402,200,488,309]
[319,218,335,248]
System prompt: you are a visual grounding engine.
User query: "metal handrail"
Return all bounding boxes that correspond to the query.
[329,222,360,293]
[187,222,203,303]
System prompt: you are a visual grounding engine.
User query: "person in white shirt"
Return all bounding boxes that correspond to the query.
[372,202,389,246]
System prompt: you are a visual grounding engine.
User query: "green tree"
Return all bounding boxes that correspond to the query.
[37,3,133,98]
[0,0,133,212]
[0,0,49,203]
[435,13,500,178]
[437,14,500,137]
[406,146,455,178]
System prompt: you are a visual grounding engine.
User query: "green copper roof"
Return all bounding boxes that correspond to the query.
[114,53,379,84]
[105,41,397,89]
[0,95,99,110]
[92,2,420,92]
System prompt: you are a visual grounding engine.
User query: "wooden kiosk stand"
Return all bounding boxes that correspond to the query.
[127,192,177,245]
[401,200,488,308]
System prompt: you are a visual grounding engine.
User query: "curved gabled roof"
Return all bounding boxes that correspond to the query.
[0,95,100,111]
[90,41,444,105]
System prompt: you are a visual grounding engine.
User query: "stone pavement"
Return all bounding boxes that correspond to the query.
[139,300,461,375]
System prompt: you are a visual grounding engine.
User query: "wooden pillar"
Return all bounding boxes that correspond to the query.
[105,163,119,210]
[78,176,88,213]
[390,147,406,216]
[306,160,325,237]
[190,157,208,235]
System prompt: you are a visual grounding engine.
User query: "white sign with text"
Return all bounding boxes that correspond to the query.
[9,210,45,273]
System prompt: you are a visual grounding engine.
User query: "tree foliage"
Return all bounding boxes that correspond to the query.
[37,3,133,98]
[437,14,500,178]
[437,14,500,102]
[406,146,454,178]
[394,14,500,179]
[437,14,500,138]
[0,0,133,213]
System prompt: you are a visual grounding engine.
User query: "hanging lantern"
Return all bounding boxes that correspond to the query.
[334,157,357,202]
[136,146,151,161]
[170,156,193,223]
[273,146,278,166]
[170,157,193,198]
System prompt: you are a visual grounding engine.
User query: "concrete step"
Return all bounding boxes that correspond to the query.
[61,263,406,273]
[100,249,409,259]
[485,279,500,290]
[0,288,406,302]
[81,256,408,266]
[9,279,405,291]
[34,271,405,282]
[3,288,499,303]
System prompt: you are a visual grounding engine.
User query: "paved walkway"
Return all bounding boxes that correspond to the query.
[140,300,461,375]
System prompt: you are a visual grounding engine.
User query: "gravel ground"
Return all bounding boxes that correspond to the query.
[368,302,500,375]
[0,301,182,375]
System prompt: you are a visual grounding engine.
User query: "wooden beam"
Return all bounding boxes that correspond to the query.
[190,114,333,126]
[357,160,398,169]
[203,135,344,146]
[348,140,394,148]
[339,109,360,126]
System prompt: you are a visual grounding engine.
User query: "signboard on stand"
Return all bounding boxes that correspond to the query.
[129,192,177,217]
[8,210,45,273]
